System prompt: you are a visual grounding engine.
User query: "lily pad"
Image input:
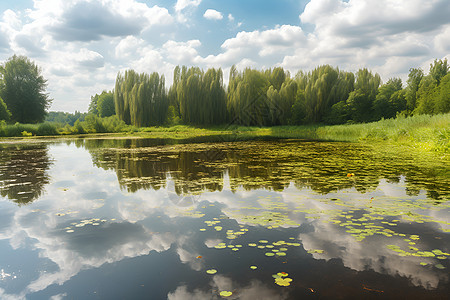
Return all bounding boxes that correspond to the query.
[219,291,232,297]
[275,277,292,286]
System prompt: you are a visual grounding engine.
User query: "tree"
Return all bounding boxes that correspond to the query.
[97,91,115,117]
[346,68,380,122]
[114,70,168,127]
[405,68,424,113]
[0,55,51,123]
[88,94,99,115]
[429,58,449,85]
[435,73,450,113]
[0,96,11,121]
[373,78,403,119]
[414,76,438,115]
[227,67,270,126]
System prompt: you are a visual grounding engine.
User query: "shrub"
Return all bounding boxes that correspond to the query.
[37,122,59,136]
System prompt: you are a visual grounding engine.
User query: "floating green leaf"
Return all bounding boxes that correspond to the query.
[219,291,232,297]
[275,277,292,286]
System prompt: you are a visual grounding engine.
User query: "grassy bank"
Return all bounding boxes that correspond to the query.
[270,113,449,152]
[1,113,449,152]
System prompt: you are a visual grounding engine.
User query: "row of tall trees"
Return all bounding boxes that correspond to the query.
[112,59,448,127]
[114,70,168,127]
[169,66,227,125]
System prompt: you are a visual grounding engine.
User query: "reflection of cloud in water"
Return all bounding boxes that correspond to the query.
[1,204,176,295]
[168,276,288,300]
[299,220,447,289]
[1,144,448,298]
[176,248,204,271]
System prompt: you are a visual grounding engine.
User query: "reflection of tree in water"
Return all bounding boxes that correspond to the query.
[0,144,52,204]
[83,139,449,199]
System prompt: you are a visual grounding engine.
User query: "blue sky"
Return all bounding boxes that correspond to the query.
[0,0,449,112]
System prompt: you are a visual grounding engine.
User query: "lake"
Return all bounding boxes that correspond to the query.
[0,137,449,299]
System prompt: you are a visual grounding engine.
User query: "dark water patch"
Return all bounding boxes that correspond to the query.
[0,139,448,299]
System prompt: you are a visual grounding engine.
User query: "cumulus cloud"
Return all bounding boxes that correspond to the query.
[1,0,450,112]
[175,0,202,12]
[74,48,104,69]
[114,35,146,59]
[201,25,307,69]
[163,39,202,64]
[203,9,223,20]
[301,0,450,37]
[47,0,172,41]
[0,32,9,51]
[14,33,46,56]
[434,25,450,52]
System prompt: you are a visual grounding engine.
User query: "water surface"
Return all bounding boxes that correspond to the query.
[0,138,449,299]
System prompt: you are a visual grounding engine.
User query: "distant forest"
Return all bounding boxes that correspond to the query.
[50,58,449,127]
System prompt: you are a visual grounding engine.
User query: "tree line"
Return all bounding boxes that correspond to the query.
[1,54,448,127]
[105,59,449,127]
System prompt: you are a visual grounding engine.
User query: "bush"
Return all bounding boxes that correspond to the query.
[37,122,59,136]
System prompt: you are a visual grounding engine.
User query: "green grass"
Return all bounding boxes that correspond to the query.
[1,113,449,153]
[270,113,449,152]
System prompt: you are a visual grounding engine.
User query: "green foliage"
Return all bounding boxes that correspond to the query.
[114,70,168,126]
[37,122,58,136]
[97,91,115,117]
[406,68,424,112]
[373,78,404,120]
[89,91,115,117]
[172,66,227,125]
[0,96,11,121]
[0,122,37,137]
[429,58,449,85]
[435,73,450,113]
[0,55,51,123]
[88,94,99,115]
[73,119,85,134]
[45,111,87,125]
[414,76,438,115]
[346,68,381,123]
[326,100,349,125]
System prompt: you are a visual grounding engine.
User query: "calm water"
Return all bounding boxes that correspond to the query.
[0,137,449,299]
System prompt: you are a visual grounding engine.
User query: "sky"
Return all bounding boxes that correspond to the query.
[0,0,449,113]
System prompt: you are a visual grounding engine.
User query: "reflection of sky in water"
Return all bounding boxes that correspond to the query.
[0,141,448,299]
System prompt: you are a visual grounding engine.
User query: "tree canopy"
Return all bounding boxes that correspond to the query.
[0,96,11,121]
[0,55,51,123]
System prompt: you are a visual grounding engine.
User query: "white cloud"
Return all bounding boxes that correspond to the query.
[163,39,202,64]
[114,35,146,59]
[0,0,449,112]
[75,48,105,69]
[175,0,202,12]
[202,25,307,68]
[434,25,450,53]
[46,0,172,42]
[203,9,223,20]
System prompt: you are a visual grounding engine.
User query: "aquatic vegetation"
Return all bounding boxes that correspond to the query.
[272,272,293,286]
[1,138,449,299]
[219,291,233,297]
